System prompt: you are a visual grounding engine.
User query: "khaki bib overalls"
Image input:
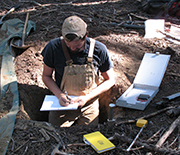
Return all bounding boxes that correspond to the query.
[49,38,100,127]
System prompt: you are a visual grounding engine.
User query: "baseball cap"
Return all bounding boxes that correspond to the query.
[62,16,87,40]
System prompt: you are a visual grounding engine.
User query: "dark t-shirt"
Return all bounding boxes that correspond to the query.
[41,37,113,87]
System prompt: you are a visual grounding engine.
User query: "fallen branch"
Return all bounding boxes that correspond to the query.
[19,1,46,8]
[67,143,87,147]
[51,143,74,155]
[147,128,164,142]
[41,9,58,15]
[13,140,29,153]
[22,146,28,155]
[168,136,178,148]
[129,13,148,20]
[156,115,180,148]
[46,122,65,147]
[116,106,175,126]
[46,130,60,143]
[39,128,50,141]
[31,1,46,8]
[166,72,180,78]
[11,138,15,151]
[130,146,144,151]
[156,29,180,42]
[121,24,145,29]
[109,133,180,154]
[178,124,180,150]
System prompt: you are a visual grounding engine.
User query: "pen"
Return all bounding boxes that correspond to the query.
[64,90,71,101]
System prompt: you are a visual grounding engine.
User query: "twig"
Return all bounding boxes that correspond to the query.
[178,124,180,150]
[156,115,180,148]
[121,24,145,29]
[60,2,73,5]
[109,133,180,154]
[13,140,29,153]
[39,128,50,141]
[11,138,15,151]
[130,145,144,151]
[31,1,46,8]
[46,123,65,146]
[42,149,51,155]
[129,13,148,20]
[46,130,60,142]
[170,23,180,28]
[89,10,122,23]
[41,9,58,15]
[128,14,132,22]
[22,146,28,155]
[168,135,179,148]
[67,143,87,147]
[68,11,90,17]
[156,29,180,42]
[51,143,74,155]
[147,128,164,142]
[19,0,46,8]
[166,72,180,78]
[116,106,175,126]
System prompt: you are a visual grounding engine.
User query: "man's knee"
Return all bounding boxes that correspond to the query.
[49,110,80,127]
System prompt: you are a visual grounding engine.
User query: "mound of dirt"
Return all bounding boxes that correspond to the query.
[0,0,180,154]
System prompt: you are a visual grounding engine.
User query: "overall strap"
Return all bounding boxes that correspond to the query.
[87,38,95,63]
[60,36,73,66]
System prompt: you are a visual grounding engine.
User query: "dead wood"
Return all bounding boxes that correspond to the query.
[51,143,74,155]
[67,143,87,147]
[116,106,175,126]
[166,106,180,118]
[46,130,60,143]
[156,29,180,42]
[88,10,122,23]
[166,72,180,78]
[31,1,46,8]
[121,24,145,29]
[13,140,29,153]
[22,146,28,155]
[129,13,148,20]
[156,115,180,148]
[178,124,180,150]
[168,136,178,148]
[109,133,180,154]
[39,128,50,141]
[147,128,164,142]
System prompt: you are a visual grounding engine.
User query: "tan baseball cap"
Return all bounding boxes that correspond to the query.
[62,15,87,39]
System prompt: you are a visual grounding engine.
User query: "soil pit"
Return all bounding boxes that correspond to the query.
[13,39,124,124]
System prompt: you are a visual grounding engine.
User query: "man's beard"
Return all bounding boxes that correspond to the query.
[67,41,85,53]
[69,48,81,53]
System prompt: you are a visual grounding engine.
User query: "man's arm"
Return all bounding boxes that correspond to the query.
[74,68,115,107]
[42,64,70,106]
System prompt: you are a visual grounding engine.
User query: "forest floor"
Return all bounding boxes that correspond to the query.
[0,0,180,154]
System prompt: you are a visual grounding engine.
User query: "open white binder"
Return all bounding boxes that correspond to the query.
[40,95,79,111]
[116,53,170,110]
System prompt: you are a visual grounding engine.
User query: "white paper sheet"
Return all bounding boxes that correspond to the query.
[144,19,165,39]
[40,95,79,111]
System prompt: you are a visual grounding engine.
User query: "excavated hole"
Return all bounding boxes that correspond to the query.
[17,83,112,124]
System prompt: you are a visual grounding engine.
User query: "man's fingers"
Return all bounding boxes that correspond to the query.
[61,101,69,106]
[59,97,71,106]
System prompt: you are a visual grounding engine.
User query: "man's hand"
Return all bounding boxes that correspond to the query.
[73,96,88,108]
[58,93,73,106]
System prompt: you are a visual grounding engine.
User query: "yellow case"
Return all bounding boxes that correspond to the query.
[136,119,148,128]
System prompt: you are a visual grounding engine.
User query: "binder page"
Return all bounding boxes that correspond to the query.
[40,95,79,111]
